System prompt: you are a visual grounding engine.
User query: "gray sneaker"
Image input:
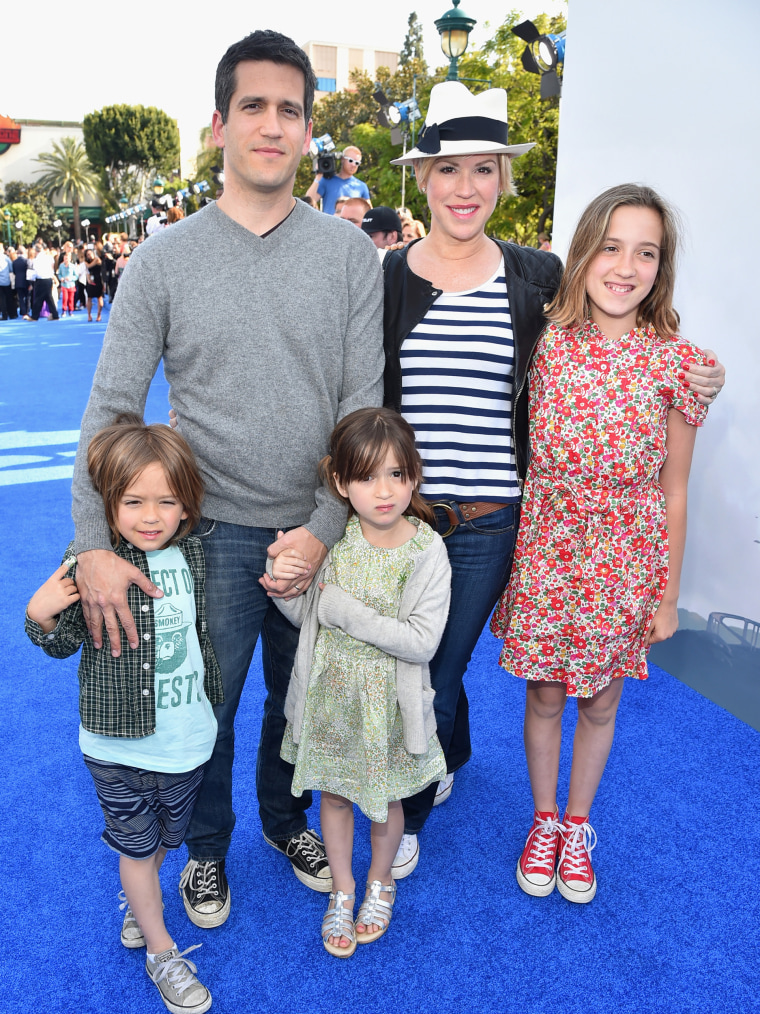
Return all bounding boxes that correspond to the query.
[145,945,211,1014]
[119,891,145,949]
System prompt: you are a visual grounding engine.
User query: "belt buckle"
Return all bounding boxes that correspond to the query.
[429,501,457,538]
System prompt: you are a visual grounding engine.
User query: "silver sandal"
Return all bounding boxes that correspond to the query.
[356,879,396,944]
[322,890,356,958]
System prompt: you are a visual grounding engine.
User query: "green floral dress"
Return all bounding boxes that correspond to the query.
[281,516,446,822]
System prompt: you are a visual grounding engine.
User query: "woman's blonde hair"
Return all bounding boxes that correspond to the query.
[414,153,516,198]
[319,408,433,525]
[546,183,682,338]
[87,414,204,547]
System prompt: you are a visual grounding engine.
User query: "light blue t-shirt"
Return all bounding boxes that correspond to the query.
[0,255,10,286]
[79,544,217,772]
[317,174,370,216]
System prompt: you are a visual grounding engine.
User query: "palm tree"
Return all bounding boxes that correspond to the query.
[33,137,100,241]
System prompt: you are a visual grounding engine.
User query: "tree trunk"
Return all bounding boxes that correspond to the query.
[73,192,81,242]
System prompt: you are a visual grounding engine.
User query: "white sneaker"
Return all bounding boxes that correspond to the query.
[433,772,454,807]
[391,834,419,880]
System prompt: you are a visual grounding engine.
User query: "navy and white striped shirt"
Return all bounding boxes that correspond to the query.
[400,261,521,503]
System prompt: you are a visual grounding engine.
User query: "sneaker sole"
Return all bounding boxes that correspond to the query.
[433,781,453,807]
[263,834,333,893]
[516,859,556,898]
[148,976,212,1014]
[391,846,419,880]
[557,873,597,904]
[181,887,231,928]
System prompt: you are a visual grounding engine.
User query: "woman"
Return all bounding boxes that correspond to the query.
[401,218,426,245]
[381,81,726,877]
[83,248,104,322]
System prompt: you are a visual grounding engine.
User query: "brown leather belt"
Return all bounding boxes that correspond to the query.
[429,501,507,538]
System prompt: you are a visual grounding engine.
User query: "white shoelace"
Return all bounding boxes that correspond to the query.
[559,820,597,877]
[151,945,203,997]
[524,816,562,872]
[179,861,220,898]
[287,831,322,867]
[397,834,418,860]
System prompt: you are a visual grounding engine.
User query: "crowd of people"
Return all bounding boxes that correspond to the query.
[0,204,187,323]
[23,27,727,1014]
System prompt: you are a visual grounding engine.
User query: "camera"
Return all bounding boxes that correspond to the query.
[309,134,337,178]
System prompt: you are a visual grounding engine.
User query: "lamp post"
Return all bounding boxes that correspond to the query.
[53,218,63,246]
[2,210,10,246]
[435,0,476,81]
[15,221,24,247]
[81,219,91,244]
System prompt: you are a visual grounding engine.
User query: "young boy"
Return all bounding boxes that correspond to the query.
[26,415,221,1014]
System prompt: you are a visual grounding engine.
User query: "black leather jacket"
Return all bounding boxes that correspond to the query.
[382,238,563,483]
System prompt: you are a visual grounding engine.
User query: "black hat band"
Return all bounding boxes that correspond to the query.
[417,115,509,155]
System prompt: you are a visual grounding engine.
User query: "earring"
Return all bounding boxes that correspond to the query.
[420,186,426,193]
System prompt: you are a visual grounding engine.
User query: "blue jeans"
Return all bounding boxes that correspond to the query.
[402,502,520,835]
[184,520,311,860]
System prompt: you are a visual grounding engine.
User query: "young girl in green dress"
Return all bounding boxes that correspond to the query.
[269,408,451,957]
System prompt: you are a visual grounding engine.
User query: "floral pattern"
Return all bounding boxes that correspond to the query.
[281,516,445,822]
[491,320,708,697]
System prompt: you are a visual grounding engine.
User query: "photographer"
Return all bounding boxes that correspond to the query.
[305,144,370,215]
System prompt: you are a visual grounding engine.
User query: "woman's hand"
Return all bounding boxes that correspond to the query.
[683,349,725,406]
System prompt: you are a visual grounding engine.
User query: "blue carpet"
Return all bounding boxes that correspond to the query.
[2,310,758,1013]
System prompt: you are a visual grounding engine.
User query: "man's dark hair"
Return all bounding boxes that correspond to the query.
[215,30,316,124]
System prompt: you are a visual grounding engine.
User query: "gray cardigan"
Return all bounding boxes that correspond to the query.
[269,527,451,755]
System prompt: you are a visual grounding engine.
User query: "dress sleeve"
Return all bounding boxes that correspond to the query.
[659,337,709,427]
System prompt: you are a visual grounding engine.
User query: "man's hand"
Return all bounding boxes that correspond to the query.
[261,527,327,599]
[683,348,725,406]
[76,549,163,655]
[27,560,80,633]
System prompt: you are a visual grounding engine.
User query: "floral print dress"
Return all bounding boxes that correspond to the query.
[281,516,446,822]
[490,320,707,697]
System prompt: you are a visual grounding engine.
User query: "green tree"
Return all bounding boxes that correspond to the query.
[83,105,181,211]
[1,181,57,241]
[32,137,99,241]
[0,202,40,247]
[191,126,224,203]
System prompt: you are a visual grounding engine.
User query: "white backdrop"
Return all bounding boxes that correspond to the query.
[552,0,760,628]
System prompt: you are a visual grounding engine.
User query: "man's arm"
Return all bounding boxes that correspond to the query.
[71,248,167,650]
[263,231,385,597]
[683,348,725,405]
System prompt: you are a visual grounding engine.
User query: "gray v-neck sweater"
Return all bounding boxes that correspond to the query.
[72,200,385,552]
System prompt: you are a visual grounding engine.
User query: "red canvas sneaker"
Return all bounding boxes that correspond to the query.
[557,813,597,904]
[516,809,562,897]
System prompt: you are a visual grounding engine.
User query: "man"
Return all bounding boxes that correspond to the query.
[12,245,30,318]
[0,244,14,320]
[145,198,166,237]
[339,197,372,228]
[30,242,60,320]
[361,206,403,249]
[71,30,384,931]
[305,144,370,215]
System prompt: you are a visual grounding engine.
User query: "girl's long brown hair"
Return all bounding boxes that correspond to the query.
[546,183,682,339]
[319,408,433,525]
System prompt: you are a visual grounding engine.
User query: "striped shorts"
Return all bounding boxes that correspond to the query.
[83,756,205,861]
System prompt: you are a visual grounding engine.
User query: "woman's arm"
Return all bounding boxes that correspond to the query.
[647,409,698,644]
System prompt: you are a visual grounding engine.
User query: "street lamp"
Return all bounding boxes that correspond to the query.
[435,0,477,81]
[2,210,10,246]
[53,218,63,245]
[81,218,91,244]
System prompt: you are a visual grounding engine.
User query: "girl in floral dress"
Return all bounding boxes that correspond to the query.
[491,184,711,904]
[269,408,450,956]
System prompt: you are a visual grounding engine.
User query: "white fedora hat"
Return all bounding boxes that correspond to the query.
[390,81,535,166]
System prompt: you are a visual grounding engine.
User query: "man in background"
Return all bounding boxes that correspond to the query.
[305,144,370,214]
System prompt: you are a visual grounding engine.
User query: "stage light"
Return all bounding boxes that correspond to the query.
[308,134,335,159]
[512,20,566,99]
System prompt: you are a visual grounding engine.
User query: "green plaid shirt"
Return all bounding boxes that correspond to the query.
[25,536,223,738]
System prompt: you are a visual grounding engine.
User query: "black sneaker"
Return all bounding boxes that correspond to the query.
[263,828,332,892]
[178,859,231,928]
